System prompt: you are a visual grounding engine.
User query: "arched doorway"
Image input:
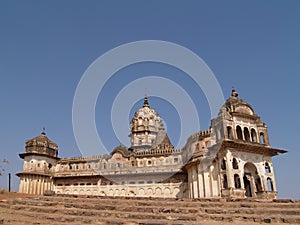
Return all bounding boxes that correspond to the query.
[243,163,261,198]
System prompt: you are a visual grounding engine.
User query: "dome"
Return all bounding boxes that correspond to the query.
[25,130,58,157]
[129,95,170,150]
[130,95,164,133]
[111,145,131,157]
[220,88,256,116]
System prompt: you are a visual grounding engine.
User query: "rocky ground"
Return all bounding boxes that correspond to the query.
[0,192,299,225]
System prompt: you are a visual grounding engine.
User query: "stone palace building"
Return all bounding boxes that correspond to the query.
[17,89,287,199]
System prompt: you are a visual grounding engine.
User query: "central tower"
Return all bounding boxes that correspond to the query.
[129,95,169,150]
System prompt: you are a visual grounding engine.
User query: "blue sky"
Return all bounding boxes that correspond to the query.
[0,1,299,199]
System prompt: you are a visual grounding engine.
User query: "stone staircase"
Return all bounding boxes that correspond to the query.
[0,195,300,225]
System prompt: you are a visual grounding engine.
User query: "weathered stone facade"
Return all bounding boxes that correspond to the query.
[17,90,287,199]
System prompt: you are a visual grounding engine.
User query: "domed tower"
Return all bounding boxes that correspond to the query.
[17,130,59,195]
[210,88,286,199]
[129,96,171,150]
[212,87,269,145]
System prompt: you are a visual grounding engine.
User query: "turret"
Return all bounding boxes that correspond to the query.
[17,130,59,195]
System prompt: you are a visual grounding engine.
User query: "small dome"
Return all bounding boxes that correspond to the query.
[220,88,255,116]
[25,131,58,157]
[111,145,131,157]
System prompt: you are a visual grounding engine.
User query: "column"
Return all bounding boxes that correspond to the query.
[225,150,234,188]
[192,166,198,198]
[198,172,204,197]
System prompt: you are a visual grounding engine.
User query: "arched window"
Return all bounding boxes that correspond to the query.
[48,163,52,169]
[267,178,274,191]
[68,163,72,170]
[232,158,239,169]
[244,127,250,141]
[265,162,271,173]
[103,163,106,169]
[260,132,265,144]
[251,129,257,142]
[221,158,226,170]
[227,126,233,139]
[223,174,228,189]
[234,174,241,188]
[236,126,243,140]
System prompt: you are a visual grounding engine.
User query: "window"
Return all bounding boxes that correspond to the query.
[260,132,265,144]
[223,174,228,189]
[267,178,274,191]
[236,126,243,140]
[265,162,271,173]
[234,174,241,188]
[244,127,250,141]
[251,129,257,142]
[174,158,179,163]
[69,163,73,170]
[148,160,151,165]
[227,126,233,139]
[232,158,239,169]
[221,158,226,170]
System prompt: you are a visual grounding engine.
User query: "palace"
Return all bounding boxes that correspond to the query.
[17,89,287,199]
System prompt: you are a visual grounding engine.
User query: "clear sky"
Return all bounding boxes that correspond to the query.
[0,1,299,199]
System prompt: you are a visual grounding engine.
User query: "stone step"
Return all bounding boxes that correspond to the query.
[2,200,300,224]
[11,198,300,217]
[27,195,300,210]
[1,204,201,225]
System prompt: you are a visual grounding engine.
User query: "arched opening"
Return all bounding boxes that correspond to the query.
[68,163,73,170]
[221,158,226,170]
[232,158,239,169]
[260,132,265,144]
[244,163,259,197]
[267,178,274,192]
[251,129,257,142]
[223,174,228,189]
[234,174,241,188]
[236,126,243,140]
[243,175,252,197]
[265,162,271,173]
[244,127,250,141]
[255,177,263,192]
[227,126,233,139]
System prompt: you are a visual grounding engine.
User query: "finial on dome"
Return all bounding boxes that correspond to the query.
[231,86,239,97]
[143,94,150,107]
[41,127,46,135]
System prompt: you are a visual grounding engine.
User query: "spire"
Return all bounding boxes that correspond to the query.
[231,86,239,97]
[143,94,150,108]
[41,127,46,135]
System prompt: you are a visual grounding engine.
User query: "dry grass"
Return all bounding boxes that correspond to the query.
[0,189,7,194]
